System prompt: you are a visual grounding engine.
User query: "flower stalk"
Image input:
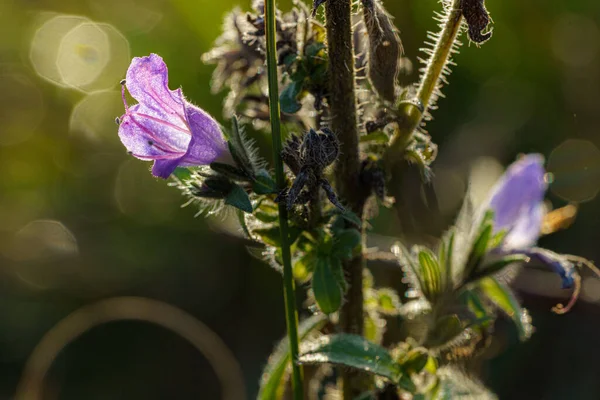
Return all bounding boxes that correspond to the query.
[387,0,464,157]
[324,0,369,398]
[264,0,303,398]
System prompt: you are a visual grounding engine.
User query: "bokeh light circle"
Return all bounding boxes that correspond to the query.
[114,160,181,224]
[70,90,123,142]
[29,14,91,88]
[547,139,600,202]
[3,219,78,262]
[57,22,110,88]
[552,14,600,68]
[30,14,130,92]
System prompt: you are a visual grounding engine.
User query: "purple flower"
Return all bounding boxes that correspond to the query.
[482,154,575,288]
[118,54,230,178]
[486,154,546,251]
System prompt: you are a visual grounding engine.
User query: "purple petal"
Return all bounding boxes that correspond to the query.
[125,54,186,124]
[152,158,183,179]
[485,154,547,250]
[181,103,229,166]
[118,103,187,159]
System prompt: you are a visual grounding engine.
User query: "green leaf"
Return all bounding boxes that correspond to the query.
[210,162,251,181]
[439,229,456,290]
[459,290,488,323]
[427,314,464,347]
[172,167,192,181]
[330,256,347,292]
[471,254,529,282]
[224,183,253,213]
[254,201,279,223]
[402,349,429,374]
[360,131,389,144]
[305,41,326,57]
[236,209,251,238]
[258,314,328,400]
[255,210,279,223]
[253,170,277,194]
[488,229,507,250]
[417,248,442,300]
[332,229,361,260]
[327,210,362,231]
[282,52,298,67]
[464,222,493,279]
[443,230,455,290]
[279,81,303,114]
[227,116,254,174]
[394,242,423,296]
[478,277,532,341]
[299,334,402,381]
[204,177,234,194]
[254,226,301,247]
[364,310,385,344]
[339,210,362,228]
[312,258,343,314]
[377,288,401,315]
[294,252,316,282]
[398,374,417,393]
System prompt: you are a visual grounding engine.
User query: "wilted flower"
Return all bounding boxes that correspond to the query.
[118,54,230,178]
[481,154,575,288]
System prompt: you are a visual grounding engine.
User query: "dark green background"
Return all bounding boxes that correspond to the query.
[1,0,599,398]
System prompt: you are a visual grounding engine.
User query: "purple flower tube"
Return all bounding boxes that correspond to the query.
[118,54,230,178]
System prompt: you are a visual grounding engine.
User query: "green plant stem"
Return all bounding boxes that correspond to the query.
[387,0,463,157]
[324,0,369,398]
[264,0,303,398]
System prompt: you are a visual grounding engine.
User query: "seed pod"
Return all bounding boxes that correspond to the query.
[362,0,403,103]
[461,0,492,44]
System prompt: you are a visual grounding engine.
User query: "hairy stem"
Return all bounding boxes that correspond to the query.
[265,0,303,398]
[325,0,369,398]
[387,0,464,157]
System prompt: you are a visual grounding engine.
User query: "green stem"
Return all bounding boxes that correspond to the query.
[264,0,303,398]
[387,0,463,156]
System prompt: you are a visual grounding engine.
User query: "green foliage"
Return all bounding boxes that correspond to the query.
[253,170,277,194]
[224,184,253,213]
[360,131,389,145]
[472,254,530,281]
[299,334,440,396]
[253,225,302,247]
[258,314,328,400]
[478,277,533,341]
[227,116,256,176]
[210,162,251,181]
[464,211,494,279]
[376,288,402,316]
[299,334,403,382]
[417,248,442,300]
[438,229,455,290]
[279,81,303,114]
[332,229,361,260]
[312,257,343,314]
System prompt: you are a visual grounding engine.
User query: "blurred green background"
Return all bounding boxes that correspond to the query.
[1,0,600,398]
